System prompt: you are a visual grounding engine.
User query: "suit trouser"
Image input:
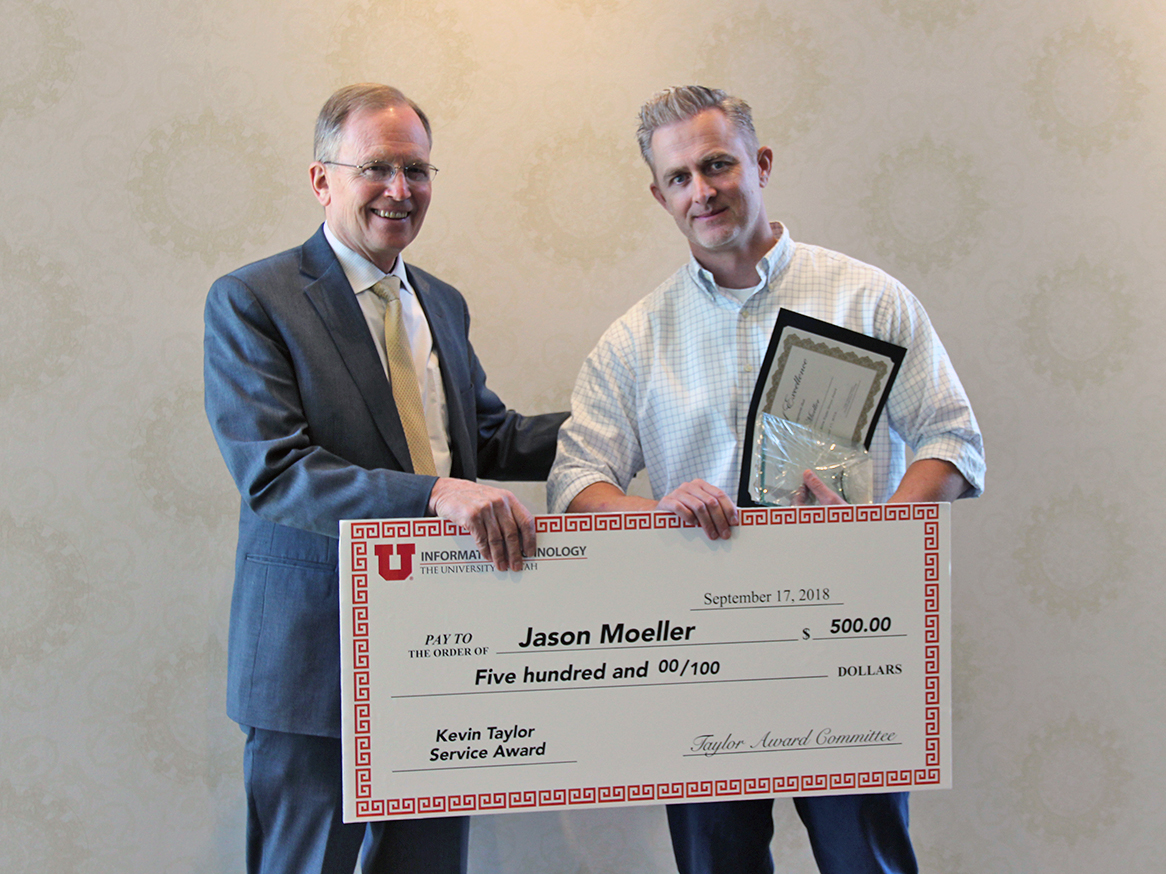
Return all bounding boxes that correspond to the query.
[666,793,917,874]
[243,727,469,874]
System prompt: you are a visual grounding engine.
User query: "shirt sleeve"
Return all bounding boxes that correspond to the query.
[547,322,647,513]
[877,280,986,498]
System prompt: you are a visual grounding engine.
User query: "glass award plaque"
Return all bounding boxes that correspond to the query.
[738,310,906,506]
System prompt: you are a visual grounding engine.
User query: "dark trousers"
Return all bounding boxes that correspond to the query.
[667,793,917,874]
[243,727,469,874]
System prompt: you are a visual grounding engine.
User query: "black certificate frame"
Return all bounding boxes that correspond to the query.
[736,309,906,506]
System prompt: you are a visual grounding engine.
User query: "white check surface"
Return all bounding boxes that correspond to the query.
[340,505,951,821]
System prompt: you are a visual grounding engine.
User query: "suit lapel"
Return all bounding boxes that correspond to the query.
[299,229,416,472]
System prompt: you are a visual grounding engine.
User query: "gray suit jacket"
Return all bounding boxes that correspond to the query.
[204,226,566,736]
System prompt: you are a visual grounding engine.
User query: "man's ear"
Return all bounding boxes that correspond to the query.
[650,182,666,208]
[309,162,331,207]
[756,147,774,188]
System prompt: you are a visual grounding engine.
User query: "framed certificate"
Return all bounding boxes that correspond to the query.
[340,506,951,821]
[737,310,906,505]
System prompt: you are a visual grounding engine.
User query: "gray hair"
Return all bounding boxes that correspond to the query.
[313,83,432,162]
[636,85,758,169]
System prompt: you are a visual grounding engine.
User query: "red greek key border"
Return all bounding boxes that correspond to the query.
[348,505,944,817]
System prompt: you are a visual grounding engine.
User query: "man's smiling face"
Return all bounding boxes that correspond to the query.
[310,103,432,272]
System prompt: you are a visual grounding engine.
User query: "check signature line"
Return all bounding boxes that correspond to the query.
[392,675,828,699]
[393,760,578,773]
[682,741,902,757]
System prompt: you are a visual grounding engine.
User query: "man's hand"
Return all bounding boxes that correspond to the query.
[795,469,847,505]
[797,460,970,506]
[657,479,739,540]
[427,479,536,572]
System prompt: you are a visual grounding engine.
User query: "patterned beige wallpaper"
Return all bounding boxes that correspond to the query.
[2,0,1164,871]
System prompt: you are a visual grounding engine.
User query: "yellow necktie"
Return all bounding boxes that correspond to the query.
[370,276,437,476]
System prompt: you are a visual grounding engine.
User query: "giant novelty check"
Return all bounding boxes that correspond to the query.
[340,504,951,822]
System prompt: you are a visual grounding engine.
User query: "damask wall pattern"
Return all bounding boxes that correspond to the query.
[2,0,1164,871]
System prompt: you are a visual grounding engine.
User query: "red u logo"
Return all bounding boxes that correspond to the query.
[374,543,416,580]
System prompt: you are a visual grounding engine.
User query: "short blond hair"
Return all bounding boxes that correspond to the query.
[636,85,758,170]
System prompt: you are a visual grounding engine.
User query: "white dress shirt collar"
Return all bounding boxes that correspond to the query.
[322,222,414,297]
[686,221,794,304]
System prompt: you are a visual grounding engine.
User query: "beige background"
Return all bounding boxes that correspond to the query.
[2,0,1164,871]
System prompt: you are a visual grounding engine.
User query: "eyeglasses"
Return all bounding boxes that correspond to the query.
[323,160,439,186]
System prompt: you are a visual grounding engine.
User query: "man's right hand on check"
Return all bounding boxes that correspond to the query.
[657,478,739,541]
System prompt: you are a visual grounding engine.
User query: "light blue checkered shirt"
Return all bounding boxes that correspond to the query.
[548,224,984,512]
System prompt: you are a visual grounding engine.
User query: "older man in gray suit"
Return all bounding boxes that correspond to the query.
[204,83,566,874]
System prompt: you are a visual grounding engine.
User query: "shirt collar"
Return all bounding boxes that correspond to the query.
[686,221,794,302]
[322,222,413,296]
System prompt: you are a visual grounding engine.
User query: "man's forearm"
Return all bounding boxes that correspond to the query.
[887,458,970,503]
[566,481,657,514]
